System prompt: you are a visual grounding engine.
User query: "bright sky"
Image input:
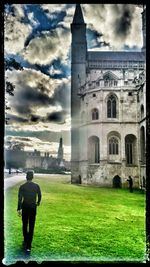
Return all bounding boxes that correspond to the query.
[4,4,143,160]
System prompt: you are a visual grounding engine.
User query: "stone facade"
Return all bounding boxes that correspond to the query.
[71,4,146,188]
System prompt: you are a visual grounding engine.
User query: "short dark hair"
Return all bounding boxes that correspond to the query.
[26,170,34,180]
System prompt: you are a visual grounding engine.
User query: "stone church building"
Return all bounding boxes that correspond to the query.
[71,4,146,188]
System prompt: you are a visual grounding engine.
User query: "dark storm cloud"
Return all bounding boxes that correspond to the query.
[14,104,32,116]
[8,72,70,125]
[86,28,110,49]
[30,114,41,122]
[6,113,29,123]
[20,78,71,118]
[21,86,51,105]
[53,81,70,111]
[18,137,32,142]
[83,4,142,49]
[11,86,51,118]
[113,5,134,37]
[46,111,66,123]
[25,82,70,111]
[5,129,71,146]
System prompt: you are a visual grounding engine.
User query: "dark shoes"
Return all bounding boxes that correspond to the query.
[25,245,31,255]
[23,239,31,253]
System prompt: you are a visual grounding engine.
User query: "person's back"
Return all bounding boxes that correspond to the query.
[17,170,41,252]
[18,181,41,210]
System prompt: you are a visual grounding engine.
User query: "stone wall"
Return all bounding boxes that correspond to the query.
[79,161,140,188]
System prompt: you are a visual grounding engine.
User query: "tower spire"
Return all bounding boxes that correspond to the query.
[57,136,63,161]
[72,4,85,24]
[71,4,87,183]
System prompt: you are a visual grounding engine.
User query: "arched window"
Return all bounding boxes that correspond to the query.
[125,139,133,164]
[109,137,118,155]
[141,105,144,120]
[92,108,99,120]
[114,80,118,86]
[103,71,118,87]
[107,95,116,118]
[104,80,109,87]
[140,126,145,163]
[88,136,100,163]
[125,134,137,165]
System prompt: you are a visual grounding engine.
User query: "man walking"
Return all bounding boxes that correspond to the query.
[17,170,42,252]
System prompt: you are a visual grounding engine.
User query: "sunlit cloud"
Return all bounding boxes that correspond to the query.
[23,27,71,65]
[5,10,32,54]
[41,4,67,14]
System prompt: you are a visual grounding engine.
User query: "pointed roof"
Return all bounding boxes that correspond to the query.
[103,71,119,80]
[72,4,85,24]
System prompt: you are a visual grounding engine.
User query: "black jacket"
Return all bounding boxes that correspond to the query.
[17,181,41,210]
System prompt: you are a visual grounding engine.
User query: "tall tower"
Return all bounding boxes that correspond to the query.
[71,4,87,183]
[57,137,64,162]
[142,5,146,52]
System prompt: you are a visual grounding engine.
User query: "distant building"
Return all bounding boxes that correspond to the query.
[5,137,70,172]
[71,4,146,188]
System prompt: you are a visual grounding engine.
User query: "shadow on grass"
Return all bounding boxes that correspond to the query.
[13,243,31,263]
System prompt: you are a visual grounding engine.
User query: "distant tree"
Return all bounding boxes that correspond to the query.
[5,147,26,174]
[5,58,23,124]
[11,143,25,151]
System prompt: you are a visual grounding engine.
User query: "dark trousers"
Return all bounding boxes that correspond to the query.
[129,186,133,192]
[22,207,36,248]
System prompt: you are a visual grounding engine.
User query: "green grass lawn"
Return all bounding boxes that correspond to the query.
[4,175,146,264]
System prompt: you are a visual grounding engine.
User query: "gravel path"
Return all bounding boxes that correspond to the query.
[4,174,26,190]
[4,173,70,190]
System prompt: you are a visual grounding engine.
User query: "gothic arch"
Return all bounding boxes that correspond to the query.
[91,108,99,120]
[112,175,122,188]
[125,134,137,165]
[107,131,121,139]
[140,126,146,163]
[88,136,100,163]
[106,93,118,118]
[103,71,119,81]
[107,131,121,158]
[140,104,144,120]
[109,137,119,155]
[103,71,119,87]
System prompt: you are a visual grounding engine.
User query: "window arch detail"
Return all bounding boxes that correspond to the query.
[88,136,100,163]
[107,95,117,118]
[140,104,144,120]
[140,126,145,164]
[92,108,99,120]
[109,137,118,155]
[125,134,137,165]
